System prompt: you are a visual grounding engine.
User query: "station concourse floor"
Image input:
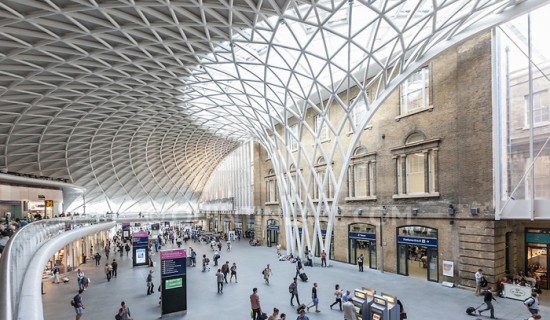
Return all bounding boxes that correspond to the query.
[42,240,548,320]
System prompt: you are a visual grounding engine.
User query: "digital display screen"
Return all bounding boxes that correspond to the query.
[354,290,366,299]
[372,314,381,320]
[136,248,146,264]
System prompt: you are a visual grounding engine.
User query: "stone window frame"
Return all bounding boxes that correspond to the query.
[313,156,334,201]
[346,146,377,201]
[397,66,433,119]
[391,132,440,199]
[314,113,330,142]
[264,169,279,204]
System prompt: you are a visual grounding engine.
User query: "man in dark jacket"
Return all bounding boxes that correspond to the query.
[111,259,118,278]
[478,287,497,319]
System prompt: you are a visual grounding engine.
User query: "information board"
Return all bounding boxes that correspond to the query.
[132,231,149,267]
[160,249,187,316]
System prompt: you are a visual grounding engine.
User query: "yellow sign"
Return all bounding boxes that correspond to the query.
[45,200,53,207]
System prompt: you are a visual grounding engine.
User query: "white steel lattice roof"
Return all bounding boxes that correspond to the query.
[0,0,546,214]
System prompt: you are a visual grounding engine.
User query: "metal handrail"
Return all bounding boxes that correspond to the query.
[0,217,106,320]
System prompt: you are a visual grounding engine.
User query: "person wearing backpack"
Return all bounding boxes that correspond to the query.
[72,289,85,320]
[524,292,540,316]
[289,277,300,306]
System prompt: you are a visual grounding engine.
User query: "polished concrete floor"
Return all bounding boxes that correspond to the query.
[42,240,549,320]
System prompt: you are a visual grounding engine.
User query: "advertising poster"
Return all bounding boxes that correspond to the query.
[136,248,146,264]
[442,260,454,277]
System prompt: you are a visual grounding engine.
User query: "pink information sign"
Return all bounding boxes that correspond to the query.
[160,249,187,260]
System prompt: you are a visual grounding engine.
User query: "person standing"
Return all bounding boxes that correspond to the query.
[52,266,60,284]
[357,254,364,272]
[330,284,343,310]
[216,269,224,293]
[111,259,118,278]
[76,269,85,290]
[105,263,112,282]
[290,277,300,306]
[475,269,484,295]
[263,264,272,285]
[94,253,101,266]
[524,292,540,316]
[306,282,320,313]
[221,261,230,283]
[125,243,130,256]
[230,262,238,283]
[146,269,154,295]
[478,287,497,319]
[321,250,327,267]
[117,301,132,320]
[343,297,357,320]
[250,287,262,320]
[342,290,352,303]
[73,289,85,320]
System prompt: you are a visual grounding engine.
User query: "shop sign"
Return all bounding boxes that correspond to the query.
[397,236,437,247]
[45,200,53,207]
[526,232,550,244]
[348,232,376,240]
[267,225,280,230]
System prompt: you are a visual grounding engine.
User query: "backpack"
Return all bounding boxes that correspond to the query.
[115,314,122,320]
[289,282,296,293]
[70,299,75,307]
[524,297,535,307]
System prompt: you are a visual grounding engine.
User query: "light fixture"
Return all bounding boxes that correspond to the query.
[448,204,456,215]
[260,208,264,215]
[382,206,388,216]
[470,207,480,215]
[358,209,363,216]
[338,207,342,215]
[411,208,419,216]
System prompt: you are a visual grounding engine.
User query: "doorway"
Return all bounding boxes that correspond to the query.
[397,226,438,282]
[266,219,279,247]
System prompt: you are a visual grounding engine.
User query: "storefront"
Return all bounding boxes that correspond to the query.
[246,215,255,238]
[348,223,377,269]
[234,216,243,238]
[397,225,438,282]
[314,221,334,260]
[526,228,550,289]
[266,219,279,247]
[224,217,231,233]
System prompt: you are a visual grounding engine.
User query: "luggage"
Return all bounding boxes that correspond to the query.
[466,303,484,315]
[259,312,268,320]
[296,304,306,314]
[299,272,308,282]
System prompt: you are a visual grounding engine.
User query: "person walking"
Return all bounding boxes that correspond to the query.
[478,287,497,319]
[230,262,238,283]
[343,297,357,320]
[306,282,320,313]
[105,263,112,282]
[76,269,85,290]
[94,252,101,266]
[524,292,540,316]
[117,301,132,320]
[250,287,262,320]
[267,307,279,320]
[296,309,310,320]
[263,264,272,285]
[290,277,300,306]
[111,259,118,278]
[295,259,303,277]
[125,243,130,256]
[357,254,364,272]
[321,250,327,267]
[330,284,343,310]
[342,290,352,303]
[221,261,230,283]
[146,269,154,295]
[475,269,484,295]
[52,266,60,284]
[72,289,85,320]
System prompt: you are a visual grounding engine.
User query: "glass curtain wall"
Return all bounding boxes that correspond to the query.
[495,5,550,219]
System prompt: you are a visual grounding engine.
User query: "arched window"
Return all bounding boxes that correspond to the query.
[392,133,440,197]
[265,169,278,203]
[347,146,376,200]
[314,157,333,200]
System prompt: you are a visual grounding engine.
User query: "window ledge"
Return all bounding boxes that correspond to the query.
[265,202,279,205]
[522,122,550,130]
[345,196,377,202]
[395,106,433,121]
[312,198,334,203]
[392,192,439,199]
[345,125,373,136]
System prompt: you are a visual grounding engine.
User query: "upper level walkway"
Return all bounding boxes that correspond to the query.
[42,239,548,320]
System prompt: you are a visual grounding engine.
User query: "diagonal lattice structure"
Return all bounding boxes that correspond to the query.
[0,0,548,254]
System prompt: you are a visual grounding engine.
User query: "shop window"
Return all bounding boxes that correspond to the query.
[525,90,550,127]
[265,169,278,204]
[392,132,440,198]
[314,157,333,200]
[400,66,430,115]
[347,146,376,200]
[314,114,329,142]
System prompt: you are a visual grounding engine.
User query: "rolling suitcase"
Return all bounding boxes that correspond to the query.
[299,272,308,282]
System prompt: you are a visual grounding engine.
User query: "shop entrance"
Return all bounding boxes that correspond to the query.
[266,219,279,247]
[348,223,377,269]
[525,229,550,289]
[397,226,438,282]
